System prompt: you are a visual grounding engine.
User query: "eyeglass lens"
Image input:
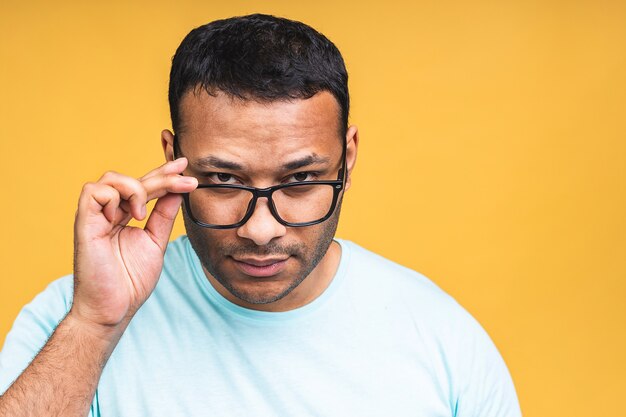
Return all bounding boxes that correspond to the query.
[187,183,336,226]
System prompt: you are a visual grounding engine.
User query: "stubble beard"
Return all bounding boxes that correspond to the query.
[183,198,343,305]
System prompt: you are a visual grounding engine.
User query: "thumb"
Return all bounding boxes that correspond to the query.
[144,193,183,252]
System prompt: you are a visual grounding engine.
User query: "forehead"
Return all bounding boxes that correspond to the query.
[177,89,342,163]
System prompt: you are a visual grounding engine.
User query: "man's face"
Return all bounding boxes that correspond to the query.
[163,90,357,311]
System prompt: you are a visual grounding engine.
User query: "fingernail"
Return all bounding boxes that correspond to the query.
[181,176,197,185]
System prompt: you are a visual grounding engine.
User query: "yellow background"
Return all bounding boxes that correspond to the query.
[1,1,625,415]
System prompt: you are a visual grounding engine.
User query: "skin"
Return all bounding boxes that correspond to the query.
[163,89,359,312]
[0,90,358,415]
[0,158,198,417]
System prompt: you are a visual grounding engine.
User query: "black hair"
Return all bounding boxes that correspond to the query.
[168,13,349,139]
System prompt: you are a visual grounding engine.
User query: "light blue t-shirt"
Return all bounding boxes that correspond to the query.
[0,237,521,416]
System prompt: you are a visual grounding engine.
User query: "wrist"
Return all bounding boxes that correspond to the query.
[65,309,129,345]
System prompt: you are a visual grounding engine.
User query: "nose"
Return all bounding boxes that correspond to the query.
[236,197,287,246]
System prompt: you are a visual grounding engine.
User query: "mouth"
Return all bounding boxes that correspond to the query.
[231,256,290,278]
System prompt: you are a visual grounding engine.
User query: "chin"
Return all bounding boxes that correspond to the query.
[225,275,304,305]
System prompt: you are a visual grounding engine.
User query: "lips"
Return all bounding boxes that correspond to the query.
[231,256,289,277]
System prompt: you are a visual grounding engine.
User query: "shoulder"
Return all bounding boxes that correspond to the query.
[338,239,461,313]
[4,274,74,339]
[338,240,521,414]
[16,274,74,322]
[0,275,74,394]
[337,239,495,352]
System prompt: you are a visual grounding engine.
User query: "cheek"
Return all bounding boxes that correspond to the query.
[200,229,237,253]
[183,211,229,251]
[295,221,336,255]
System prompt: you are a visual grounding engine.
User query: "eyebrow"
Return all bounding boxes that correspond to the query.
[193,154,330,171]
[195,155,243,170]
[281,154,330,171]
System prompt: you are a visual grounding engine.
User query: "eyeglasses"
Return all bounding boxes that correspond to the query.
[174,135,346,229]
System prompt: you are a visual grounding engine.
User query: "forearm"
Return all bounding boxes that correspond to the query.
[0,312,125,417]
[0,160,187,416]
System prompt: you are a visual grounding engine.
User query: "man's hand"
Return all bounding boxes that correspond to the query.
[70,157,198,330]
[0,158,198,417]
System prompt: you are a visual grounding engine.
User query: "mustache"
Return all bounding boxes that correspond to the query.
[219,241,306,258]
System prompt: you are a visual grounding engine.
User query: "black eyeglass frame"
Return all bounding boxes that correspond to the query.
[174,134,347,229]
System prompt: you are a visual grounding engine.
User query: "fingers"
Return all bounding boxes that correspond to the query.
[100,157,197,216]
[79,182,122,223]
[137,157,198,201]
[140,172,197,201]
[98,171,148,220]
[76,158,198,230]
[144,193,183,252]
[139,157,190,182]
[76,182,133,237]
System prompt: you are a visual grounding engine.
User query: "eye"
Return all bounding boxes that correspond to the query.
[287,172,318,183]
[206,173,240,185]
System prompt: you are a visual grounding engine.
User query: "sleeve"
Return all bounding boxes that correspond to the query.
[450,311,522,417]
[0,276,74,394]
[0,275,99,417]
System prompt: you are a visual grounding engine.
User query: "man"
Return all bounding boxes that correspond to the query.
[0,14,521,417]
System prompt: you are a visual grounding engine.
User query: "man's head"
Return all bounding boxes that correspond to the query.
[168,13,349,139]
[161,14,358,311]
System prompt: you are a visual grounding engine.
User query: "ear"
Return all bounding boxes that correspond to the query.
[344,125,359,191]
[161,129,176,162]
